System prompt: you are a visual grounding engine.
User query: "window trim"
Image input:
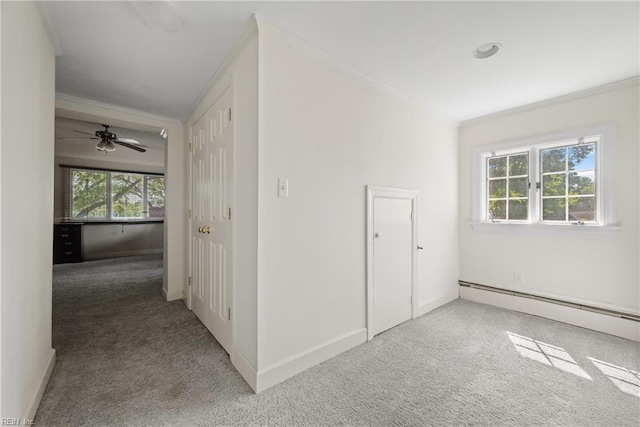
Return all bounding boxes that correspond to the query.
[64,166,165,222]
[471,125,618,238]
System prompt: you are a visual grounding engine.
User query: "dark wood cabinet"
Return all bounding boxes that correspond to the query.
[53,223,83,264]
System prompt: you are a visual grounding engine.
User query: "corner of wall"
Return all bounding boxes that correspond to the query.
[23,349,55,420]
[231,348,258,392]
[255,329,367,393]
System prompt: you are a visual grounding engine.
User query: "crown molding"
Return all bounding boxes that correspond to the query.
[184,14,259,121]
[255,17,459,127]
[56,93,183,127]
[34,2,64,56]
[461,76,640,128]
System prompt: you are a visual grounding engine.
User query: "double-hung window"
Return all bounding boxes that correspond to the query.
[472,126,616,235]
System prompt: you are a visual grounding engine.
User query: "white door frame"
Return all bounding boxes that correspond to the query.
[366,185,419,341]
[186,70,234,313]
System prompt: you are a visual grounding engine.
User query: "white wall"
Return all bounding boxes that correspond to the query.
[459,84,639,316]
[0,1,56,419]
[255,24,459,389]
[185,22,260,386]
[81,224,163,260]
[55,97,185,301]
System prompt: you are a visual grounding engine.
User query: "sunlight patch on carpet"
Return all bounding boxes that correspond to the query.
[589,357,640,398]
[507,332,592,380]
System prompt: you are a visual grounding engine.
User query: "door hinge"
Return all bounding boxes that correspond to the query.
[188,209,192,219]
[188,276,192,287]
[411,211,414,221]
[228,108,232,122]
[228,207,231,220]
[189,141,193,153]
[227,307,231,321]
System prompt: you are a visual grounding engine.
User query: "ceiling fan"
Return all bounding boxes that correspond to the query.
[57,124,147,153]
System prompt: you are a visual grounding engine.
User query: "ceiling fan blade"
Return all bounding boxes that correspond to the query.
[115,137,142,145]
[56,136,99,140]
[73,129,96,136]
[114,140,147,153]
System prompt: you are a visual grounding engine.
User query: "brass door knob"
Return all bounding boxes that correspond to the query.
[198,226,203,233]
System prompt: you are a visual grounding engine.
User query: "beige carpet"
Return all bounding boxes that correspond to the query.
[36,255,640,426]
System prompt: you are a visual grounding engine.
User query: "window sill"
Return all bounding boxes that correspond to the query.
[59,220,164,225]
[470,221,620,239]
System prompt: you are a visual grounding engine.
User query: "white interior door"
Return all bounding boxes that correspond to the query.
[372,197,413,336]
[189,87,233,354]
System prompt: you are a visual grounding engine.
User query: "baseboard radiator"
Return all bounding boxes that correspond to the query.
[458,281,640,323]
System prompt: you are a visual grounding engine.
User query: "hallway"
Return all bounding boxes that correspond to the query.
[36,255,251,425]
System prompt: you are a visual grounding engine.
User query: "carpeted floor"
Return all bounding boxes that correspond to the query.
[36,254,640,426]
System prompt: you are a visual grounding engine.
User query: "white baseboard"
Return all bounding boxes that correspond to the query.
[415,292,459,318]
[84,248,163,260]
[256,328,367,393]
[231,348,258,392]
[24,348,55,420]
[460,287,640,342]
[161,288,184,302]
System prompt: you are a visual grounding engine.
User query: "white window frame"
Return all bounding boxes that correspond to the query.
[471,125,619,239]
[67,168,165,222]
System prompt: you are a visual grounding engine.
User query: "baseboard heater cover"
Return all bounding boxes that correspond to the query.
[458,281,640,323]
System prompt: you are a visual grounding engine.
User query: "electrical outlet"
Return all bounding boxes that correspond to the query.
[513,272,524,285]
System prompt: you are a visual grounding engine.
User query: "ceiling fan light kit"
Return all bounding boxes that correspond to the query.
[58,124,147,154]
[96,139,116,152]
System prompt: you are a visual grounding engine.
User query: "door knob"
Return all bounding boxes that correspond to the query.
[417,246,424,250]
[374,232,381,238]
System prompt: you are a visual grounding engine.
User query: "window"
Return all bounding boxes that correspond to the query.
[487,153,529,221]
[71,170,107,219]
[472,125,617,236]
[66,167,164,221]
[540,143,596,222]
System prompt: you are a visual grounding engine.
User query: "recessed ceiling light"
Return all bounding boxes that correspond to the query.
[473,42,501,59]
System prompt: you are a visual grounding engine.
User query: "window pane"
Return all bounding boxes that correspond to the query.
[543,198,566,221]
[488,200,506,220]
[542,148,566,173]
[488,179,507,198]
[568,144,595,171]
[488,157,507,178]
[112,173,143,219]
[509,154,528,176]
[72,170,107,219]
[542,174,565,196]
[509,177,528,198]
[569,171,595,195]
[146,177,165,219]
[509,200,528,220]
[569,197,595,221]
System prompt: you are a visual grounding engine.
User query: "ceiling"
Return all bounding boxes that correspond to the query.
[41,1,639,123]
[55,117,165,166]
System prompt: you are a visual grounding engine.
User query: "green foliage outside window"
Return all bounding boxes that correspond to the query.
[541,144,595,221]
[72,171,107,219]
[70,169,164,221]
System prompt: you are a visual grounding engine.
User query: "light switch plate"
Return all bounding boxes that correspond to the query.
[278,178,288,198]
